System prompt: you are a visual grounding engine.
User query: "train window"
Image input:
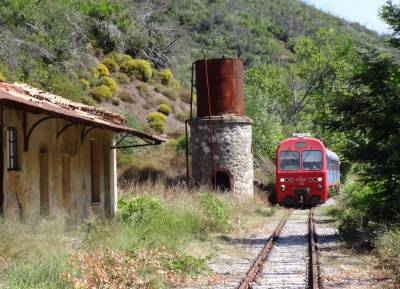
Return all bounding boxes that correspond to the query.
[302,150,323,170]
[279,151,300,170]
[295,142,306,148]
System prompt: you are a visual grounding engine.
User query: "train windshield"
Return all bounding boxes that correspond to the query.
[279,151,300,170]
[302,150,323,170]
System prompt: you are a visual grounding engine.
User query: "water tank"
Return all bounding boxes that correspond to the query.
[195,58,244,117]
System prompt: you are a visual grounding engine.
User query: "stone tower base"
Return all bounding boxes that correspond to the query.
[190,115,253,197]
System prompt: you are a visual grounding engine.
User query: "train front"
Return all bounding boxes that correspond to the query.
[276,137,328,206]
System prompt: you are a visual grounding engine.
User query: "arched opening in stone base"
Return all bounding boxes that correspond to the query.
[213,170,232,192]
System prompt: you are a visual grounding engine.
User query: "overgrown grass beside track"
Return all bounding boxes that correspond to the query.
[321,182,400,287]
[0,186,275,289]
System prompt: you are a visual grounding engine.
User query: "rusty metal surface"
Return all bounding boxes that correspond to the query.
[195,58,244,117]
[236,209,293,289]
[309,207,323,289]
[0,81,165,143]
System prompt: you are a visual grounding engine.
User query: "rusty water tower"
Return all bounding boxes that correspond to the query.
[188,58,254,197]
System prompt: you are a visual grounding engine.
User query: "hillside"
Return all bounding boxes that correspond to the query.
[0,0,395,135]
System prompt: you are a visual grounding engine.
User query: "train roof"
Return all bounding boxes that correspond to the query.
[278,137,325,147]
[278,137,340,160]
[326,149,339,161]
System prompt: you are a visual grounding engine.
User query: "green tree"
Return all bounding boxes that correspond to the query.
[245,64,286,161]
[245,28,358,162]
[325,52,400,221]
[380,1,400,48]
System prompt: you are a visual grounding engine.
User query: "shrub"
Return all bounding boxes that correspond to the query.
[117,89,134,103]
[112,97,120,106]
[338,207,380,248]
[179,89,191,103]
[102,57,118,71]
[154,84,165,93]
[118,54,134,65]
[147,112,167,133]
[137,83,149,96]
[158,68,173,86]
[172,135,187,155]
[177,111,190,122]
[90,85,113,102]
[99,76,118,93]
[91,63,109,78]
[148,120,167,133]
[79,78,90,90]
[165,255,208,276]
[114,72,130,84]
[146,97,158,107]
[170,79,180,90]
[118,196,164,225]
[375,228,400,283]
[158,103,171,115]
[155,98,168,105]
[82,96,97,106]
[200,192,232,232]
[121,59,152,81]
[147,111,167,123]
[162,88,179,101]
[0,72,5,81]
[255,207,276,217]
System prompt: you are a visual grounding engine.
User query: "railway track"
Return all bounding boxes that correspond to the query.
[236,208,321,289]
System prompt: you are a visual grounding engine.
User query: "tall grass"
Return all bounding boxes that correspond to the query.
[0,184,275,288]
[0,218,72,289]
[375,228,400,286]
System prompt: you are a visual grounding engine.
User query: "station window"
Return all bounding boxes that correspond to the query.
[8,128,19,170]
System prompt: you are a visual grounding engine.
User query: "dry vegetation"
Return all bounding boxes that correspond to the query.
[0,184,275,289]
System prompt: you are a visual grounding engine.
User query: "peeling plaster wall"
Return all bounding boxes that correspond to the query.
[1,108,117,220]
[191,115,254,197]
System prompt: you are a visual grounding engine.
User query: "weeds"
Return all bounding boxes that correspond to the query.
[0,219,71,289]
[255,207,276,217]
[118,195,164,224]
[0,188,275,289]
[375,228,400,285]
[200,192,233,233]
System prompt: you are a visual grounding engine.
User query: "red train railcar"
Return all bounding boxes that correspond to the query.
[276,136,340,206]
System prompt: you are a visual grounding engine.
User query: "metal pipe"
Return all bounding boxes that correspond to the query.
[185,62,195,187]
[190,62,195,120]
[185,119,190,186]
[203,50,216,189]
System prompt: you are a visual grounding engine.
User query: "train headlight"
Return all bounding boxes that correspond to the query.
[280,185,286,191]
[280,178,285,183]
[317,177,323,182]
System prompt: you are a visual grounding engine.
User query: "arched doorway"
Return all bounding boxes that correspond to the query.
[214,171,232,192]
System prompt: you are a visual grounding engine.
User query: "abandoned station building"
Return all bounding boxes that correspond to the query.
[0,81,163,220]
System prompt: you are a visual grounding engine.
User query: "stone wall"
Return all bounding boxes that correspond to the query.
[190,115,254,197]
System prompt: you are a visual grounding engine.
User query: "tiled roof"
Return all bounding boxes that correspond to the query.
[0,81,165,144]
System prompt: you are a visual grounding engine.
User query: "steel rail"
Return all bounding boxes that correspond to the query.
[236,208,323,289]
[309,207,323,289]
[236,209,293,289]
